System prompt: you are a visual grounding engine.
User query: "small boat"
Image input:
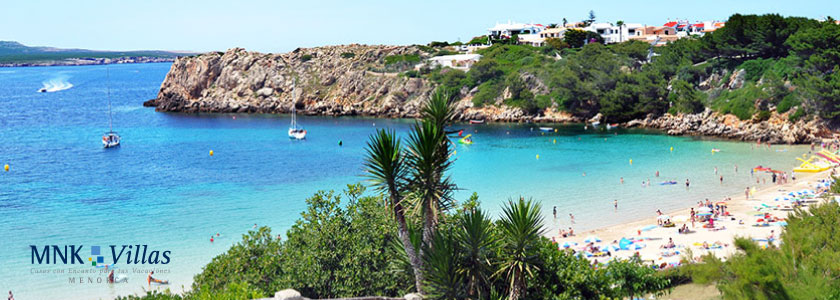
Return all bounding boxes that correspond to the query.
[469,119,485,124]
[288,107,307,140]
[591,121,601,126]
[606,123,619,129]
[102,68,120,148]
[659,181,678,185]
[102,131,120,148]
[711,148,721,153]
[538,127,553,132]
[288,83,307,140]
[38,88,47,93]
[458,134,473,144]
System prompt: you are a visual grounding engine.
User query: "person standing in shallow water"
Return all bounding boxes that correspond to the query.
[553,206,557,219]
[614,200,618,211]
[685,179,690,189]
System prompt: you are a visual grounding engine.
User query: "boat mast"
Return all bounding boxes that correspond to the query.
[106,67,113,133]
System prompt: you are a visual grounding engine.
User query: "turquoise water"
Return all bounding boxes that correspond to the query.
[0,63,809,299]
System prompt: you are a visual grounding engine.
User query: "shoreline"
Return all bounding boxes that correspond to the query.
[552,168,832,266]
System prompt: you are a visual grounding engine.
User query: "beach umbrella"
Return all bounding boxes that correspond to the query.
[657,215,671,220]
[619,238,633,250]
[584,236,601,243]
[696,212,712,216]
[640,225,658,232]
[697,207,712,213]
[673,215,689,222]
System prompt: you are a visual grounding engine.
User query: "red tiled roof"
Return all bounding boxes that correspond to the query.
[663,21,678,27]
[693,23,704,27]
[677,24,687,28]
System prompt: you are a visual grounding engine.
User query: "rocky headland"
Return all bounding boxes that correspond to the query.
[146,45,831,144]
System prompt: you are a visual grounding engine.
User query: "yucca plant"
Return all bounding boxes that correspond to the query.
[495,197,546,300]
[457,209,497,299]
[422,227,467,300]
[363,129,424,292]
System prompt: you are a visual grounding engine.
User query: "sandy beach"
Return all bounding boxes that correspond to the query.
[552,168,835,266]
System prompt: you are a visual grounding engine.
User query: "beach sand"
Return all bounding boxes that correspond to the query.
[552,170,834,266]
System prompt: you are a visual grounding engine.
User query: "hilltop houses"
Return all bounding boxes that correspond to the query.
[425,54,482,71]
[476,18,725,48]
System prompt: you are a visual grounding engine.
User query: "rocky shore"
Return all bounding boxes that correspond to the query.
[146,45,831,144]
[624,109,829,144]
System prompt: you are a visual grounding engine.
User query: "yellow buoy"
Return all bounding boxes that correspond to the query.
[454,150,457,155]
[3,164,8,172]
[629,159,633,165]
[670,147,674,152]
[554,129,558,133]
[536,154,540,160]
[553,139,556,144]
[209,150,214,156]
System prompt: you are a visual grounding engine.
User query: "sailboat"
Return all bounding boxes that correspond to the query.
[288,106,307,140]
[102,68,120,148]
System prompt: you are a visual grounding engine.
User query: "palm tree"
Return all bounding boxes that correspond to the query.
[457,209,497,298]
[616,20,625,43]
[363,129,424,292]
[495,197,546,300]
[406,89,457,252]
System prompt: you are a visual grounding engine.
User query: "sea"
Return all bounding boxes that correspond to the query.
[0,63,810,299]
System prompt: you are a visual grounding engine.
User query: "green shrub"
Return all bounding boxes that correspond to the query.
[472,80,502,107]
[384,54,420,65]
[300,54,313,62]
[776,93,800,113]
[756,110,771,121]
[340,52,355,58]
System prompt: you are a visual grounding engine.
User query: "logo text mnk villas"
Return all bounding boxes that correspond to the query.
[30,245,171,265]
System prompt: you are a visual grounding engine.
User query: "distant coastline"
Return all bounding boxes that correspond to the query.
[0,56,177,67]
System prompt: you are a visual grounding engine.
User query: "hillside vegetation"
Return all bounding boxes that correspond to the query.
[420,14,840,124]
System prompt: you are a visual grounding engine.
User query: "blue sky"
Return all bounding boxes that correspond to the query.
[1,0,836,53]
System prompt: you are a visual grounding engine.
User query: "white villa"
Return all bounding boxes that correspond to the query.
[488,21,545,39]
[425,54,483,71]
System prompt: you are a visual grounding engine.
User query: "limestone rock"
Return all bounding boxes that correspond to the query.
[274,289,303,300]
[404,293,423,300]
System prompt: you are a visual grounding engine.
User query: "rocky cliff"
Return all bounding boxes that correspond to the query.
[145,45,578,122]
[625,109,828,144]
[147,45,440,117]
[147,45,830,143]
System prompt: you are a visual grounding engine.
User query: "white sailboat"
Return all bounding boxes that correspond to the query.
[288,106,307,139]
[102,68,120,148]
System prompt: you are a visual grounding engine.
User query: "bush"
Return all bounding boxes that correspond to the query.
[340,52,355,58]
[776,93,800,113]
[384,54,420,65]
[300,54,313,62]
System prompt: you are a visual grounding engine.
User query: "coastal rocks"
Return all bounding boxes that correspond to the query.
[728,69,746,90]
[274,289,303,300]
[628,109,827,144]
[151,45,438,118]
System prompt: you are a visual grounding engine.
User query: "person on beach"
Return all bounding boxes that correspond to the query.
[553,206,557,219]
[745,187,750,200]
[614,200,618,211]
[685,179,690,189]
[107,270,115,283]
[735,164,738,173]
[714,166,718,174]
[620,177,624,184]
[720,175,724,184]
[569,214,575,224]
[568,227,574,236]
[655,170,659,177]
[253,223,257,229]
[690,208,696,227]
[8,291,13,300]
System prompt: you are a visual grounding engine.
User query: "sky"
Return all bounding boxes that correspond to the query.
[1,0,837,53]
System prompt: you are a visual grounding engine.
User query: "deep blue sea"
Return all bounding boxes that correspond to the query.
[0,63,809,299]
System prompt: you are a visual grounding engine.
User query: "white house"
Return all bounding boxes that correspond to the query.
[488,21,545,39]
[425,54,483,71]
[584,22,645,44]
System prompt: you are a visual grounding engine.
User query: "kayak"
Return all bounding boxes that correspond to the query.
[659,181,678,185]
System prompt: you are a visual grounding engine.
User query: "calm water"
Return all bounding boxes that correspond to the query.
[0,63,809,299]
